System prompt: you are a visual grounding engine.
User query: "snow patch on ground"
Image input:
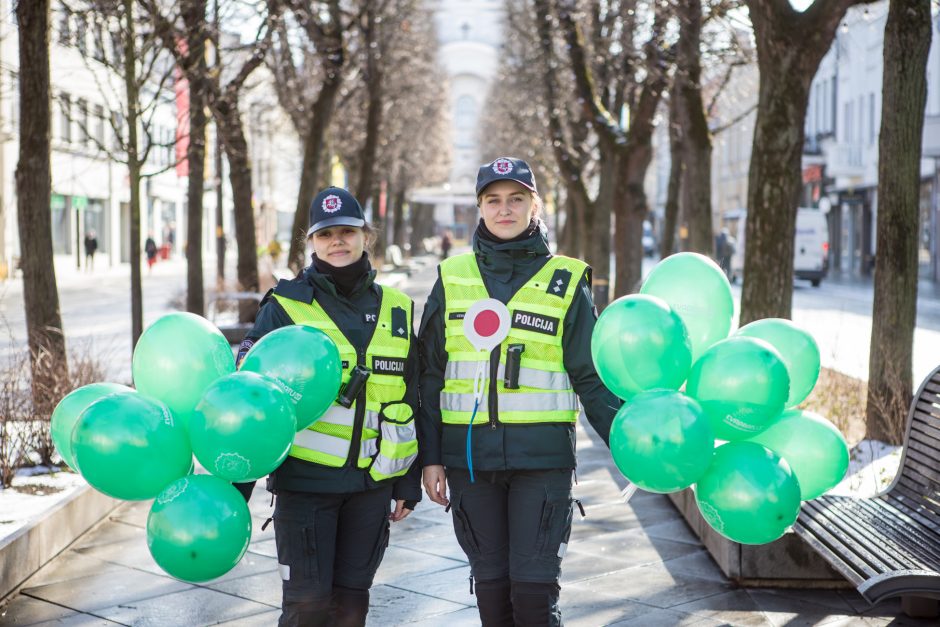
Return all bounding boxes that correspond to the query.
[827,439,903,498]
[0,467,88,541]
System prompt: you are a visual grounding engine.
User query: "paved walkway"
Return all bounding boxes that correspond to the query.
[1,421,934,626]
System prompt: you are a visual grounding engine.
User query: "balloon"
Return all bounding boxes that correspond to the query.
[591,295,692,400]
[686,336,790,441]
[640,252,734,363]
[695,441,802,545]
[736,318,820,407]
[747,410,849,500]
[239,325,342,430]
[189,371,296,482]
[132,312,235,431]
[71,392,192,500]
[51,382,133,470]
[147,474,252,582]
[609,390,714,493]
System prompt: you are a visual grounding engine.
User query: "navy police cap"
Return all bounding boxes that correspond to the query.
[476,157,538,197]
[307,187,365,236]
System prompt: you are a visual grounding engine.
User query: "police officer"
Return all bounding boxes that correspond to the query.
[235,187,421,627]
[418,158,620,626]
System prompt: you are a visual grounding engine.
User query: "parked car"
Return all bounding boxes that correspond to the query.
[730,208,829,287]
[643,220,656,257]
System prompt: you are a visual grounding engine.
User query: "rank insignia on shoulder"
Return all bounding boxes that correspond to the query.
[547,268,572,298]
[391,306,408,339]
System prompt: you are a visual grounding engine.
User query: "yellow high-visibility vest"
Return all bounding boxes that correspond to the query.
[273,286,417,481]
[439,252,586,425]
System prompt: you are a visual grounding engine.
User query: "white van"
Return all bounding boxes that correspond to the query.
[730,208,830,287]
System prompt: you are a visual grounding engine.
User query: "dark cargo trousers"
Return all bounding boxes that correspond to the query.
[273,486,393,627]
[447,468,574,627]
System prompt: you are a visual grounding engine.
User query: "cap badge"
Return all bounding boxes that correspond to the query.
[322,194,342,213]
[492,158,513,175]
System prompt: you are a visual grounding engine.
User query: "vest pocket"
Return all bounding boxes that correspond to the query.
[534,495,574,559]
[451,492,482,558]
[368,402,418,481]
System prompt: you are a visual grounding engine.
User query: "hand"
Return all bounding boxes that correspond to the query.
[422,465,449,507]
[390,499,412,522]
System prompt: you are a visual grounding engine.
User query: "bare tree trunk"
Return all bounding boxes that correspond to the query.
[592,146,617,308]
[676,0,712,255]
[741,0,868,324]
[661,93,682,258]
[215,127,225,283]
[15,0,68,397]
[123,0,144,349]
[392,183,406,250]
[354,4,382,204]
[217,105,259,321]
[616,157,651,297]
[184,22,207,316]
[372,188,385,265]
[866,0,930,444]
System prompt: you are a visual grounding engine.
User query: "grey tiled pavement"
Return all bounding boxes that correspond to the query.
[2,422,936,626]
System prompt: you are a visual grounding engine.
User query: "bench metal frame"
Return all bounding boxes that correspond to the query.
[793,365,940,606]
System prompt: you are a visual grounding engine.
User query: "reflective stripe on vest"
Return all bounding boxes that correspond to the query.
[439,253,586,425]
[273,286,417,480]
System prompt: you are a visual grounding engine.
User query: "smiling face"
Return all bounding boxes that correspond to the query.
[310,225,365,267]
[478,180,536,240]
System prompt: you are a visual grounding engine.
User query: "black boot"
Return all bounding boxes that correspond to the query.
[331,586,370,627]
[511,580,562,627]
[475,577,514,627]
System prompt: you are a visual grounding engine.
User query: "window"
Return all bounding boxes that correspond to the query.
[830,77,837,135]
[869,93,876,145]
[59,93,71,143]
[76,98,88,146]
[75,13,87,56]
[93,20,105,62]
[112,112,124,151]
[844,101,852,143]
[857,96,864,145]
[58,6,71,46]
[111,30,123,67]
[95,105,105,148]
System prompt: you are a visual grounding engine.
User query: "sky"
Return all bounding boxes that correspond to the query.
[790,0,814,10]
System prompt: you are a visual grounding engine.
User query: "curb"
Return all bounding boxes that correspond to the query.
[0,482,120,602]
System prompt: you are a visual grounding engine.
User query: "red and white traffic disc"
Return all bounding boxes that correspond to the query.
[464,299,510,351]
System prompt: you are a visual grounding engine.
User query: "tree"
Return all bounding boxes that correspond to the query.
[740,0,876,324]
[866,0,931,443]
[15,0,69,401]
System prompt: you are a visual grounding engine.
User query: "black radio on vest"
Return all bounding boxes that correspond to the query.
[504,344,525,390]
[337,365,371,408]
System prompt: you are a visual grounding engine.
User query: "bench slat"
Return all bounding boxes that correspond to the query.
[851,497,940,569]
[914,400,940,420]
[801,499,902,574]
[924,380,940,395]
[892,481,940,521]
[885,493,940,537]
[796,503,879,582]
[900,445,940,489]
[909,419,940,449]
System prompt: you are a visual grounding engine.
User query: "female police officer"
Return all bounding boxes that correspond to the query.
[235,187,420,627]
[418,158,619,626]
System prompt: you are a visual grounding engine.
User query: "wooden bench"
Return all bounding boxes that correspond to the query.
[794,364,940,616]
[207,291,262,345]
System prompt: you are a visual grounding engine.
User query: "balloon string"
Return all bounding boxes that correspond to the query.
[466,359,488,484]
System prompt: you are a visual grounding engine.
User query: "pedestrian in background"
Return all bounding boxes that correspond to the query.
[440,229,452,259]
[234,187,421,627]
[83,230,98,272]
[418,157,620,626]
[144,234,158,273]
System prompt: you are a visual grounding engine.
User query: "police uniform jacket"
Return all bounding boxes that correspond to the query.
[417,222,620,471]
[237,260,422,503]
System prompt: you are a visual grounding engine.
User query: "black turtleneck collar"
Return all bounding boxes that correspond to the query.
[476,218,541,244]
[309,251,374,298]
[472,218,551,285]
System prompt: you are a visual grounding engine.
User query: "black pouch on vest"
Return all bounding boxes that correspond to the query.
[337,365,371,408]
[504,344,525,390]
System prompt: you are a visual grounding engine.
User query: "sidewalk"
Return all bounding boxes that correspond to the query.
[1,420,932,626]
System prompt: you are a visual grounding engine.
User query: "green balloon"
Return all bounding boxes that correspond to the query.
[610,390,714,493]
[737,318,821,408]
[747,410,849,500]
[686,336,790,441]
[591,295,692,400]
[239,324,342,430]
[132,312,236,431]
[189,371,296,482]
[640,252,734,363]
[51,383,133,470]
[71,392,192,500]
[695,441,802,545]
[147,474,252,582]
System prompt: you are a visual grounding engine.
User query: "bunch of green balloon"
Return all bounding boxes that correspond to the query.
[147,474,252,582]
[591,295,692,400]
[51,382,133,470]
[189,372,296,482]
[239,324,342,430]
[736,318,820,408]
[71,392,192,500]
[609,390,714,493]
[686,336,790,441]
[695,441,802,545]
[640,253,734,363]
[747,410,849,500]
[132,312,235,431]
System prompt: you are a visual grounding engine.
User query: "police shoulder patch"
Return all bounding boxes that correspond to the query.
[546,268,572,298]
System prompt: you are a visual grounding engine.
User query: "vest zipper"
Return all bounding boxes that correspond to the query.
[488,346,499,429]
[345,347,367,467]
